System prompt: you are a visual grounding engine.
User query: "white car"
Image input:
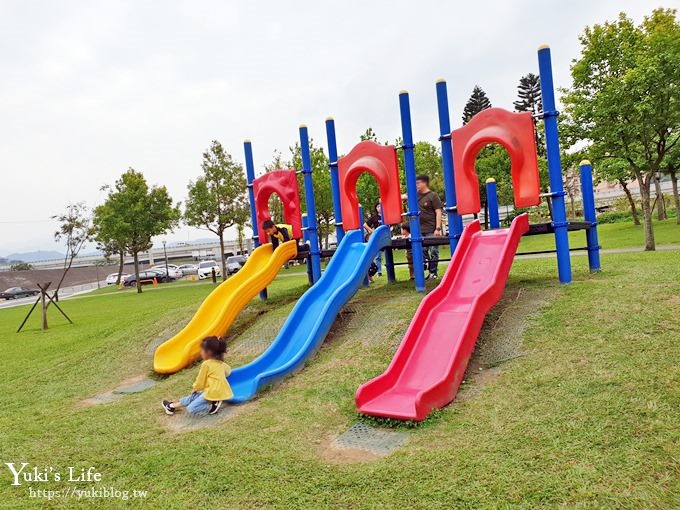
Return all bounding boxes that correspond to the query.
[197,260,221,280]
[226,255,247,275]
[151,264,183,279]
[178,264,198,276]
[105,273,130,285]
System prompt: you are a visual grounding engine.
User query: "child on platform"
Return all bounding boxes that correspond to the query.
[400,222,414,280]
[162,336,233,416]
[262,219,290,249]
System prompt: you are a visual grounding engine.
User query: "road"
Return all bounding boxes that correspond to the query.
[0,280,106,310]
[2,244,678,311]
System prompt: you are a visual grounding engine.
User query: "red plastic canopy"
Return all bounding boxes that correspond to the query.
[452,108,541,214]
[337,141,403,231]
[253,170,302,243]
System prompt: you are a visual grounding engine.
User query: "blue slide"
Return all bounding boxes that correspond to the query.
[228,225,392,403]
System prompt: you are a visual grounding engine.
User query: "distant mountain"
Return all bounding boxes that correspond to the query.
[5,250,65,262]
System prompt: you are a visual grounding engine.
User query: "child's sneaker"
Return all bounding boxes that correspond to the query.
[208,401,222,415]
[161,400,175,415]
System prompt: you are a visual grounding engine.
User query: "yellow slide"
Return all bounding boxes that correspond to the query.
[153,240,298,374]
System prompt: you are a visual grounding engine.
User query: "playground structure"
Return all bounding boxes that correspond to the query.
[154,45,602,420]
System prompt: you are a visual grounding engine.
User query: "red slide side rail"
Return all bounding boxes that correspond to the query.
[452,108,541,214]
[355,214,530,421]
[253,170,302,243]
[337,141,403,230]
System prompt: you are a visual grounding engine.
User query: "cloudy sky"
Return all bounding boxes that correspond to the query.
[0,0,664,256]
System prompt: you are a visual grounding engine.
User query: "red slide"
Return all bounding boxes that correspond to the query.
[356,214,530,421]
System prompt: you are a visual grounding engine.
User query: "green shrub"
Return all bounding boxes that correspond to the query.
[10,262,33,271]
[597,211,634,224]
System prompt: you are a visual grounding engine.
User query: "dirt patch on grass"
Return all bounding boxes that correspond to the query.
[320,436,383,464]
[162,402,256,434]
[80,374,155,407]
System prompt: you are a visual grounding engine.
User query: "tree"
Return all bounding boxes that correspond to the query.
[289,139,335,248]
[462,85,492,124]
[53,203,93,299]
[184,141,248,280]
[96,238,126,285]
[10,262,32,271]
[513,73,542,115]
[96,169,180,293]
[561,9,680,250]
[234,204,251,254]
[356,128,384,214]
[515,73,546,157]
[474,144,513,226]
[593,158,641,225]
[93,197,128,285]
[664,148,680,224]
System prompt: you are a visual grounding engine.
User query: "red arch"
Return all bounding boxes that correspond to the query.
[452,108,541,214]
[337,141,403,231]
[253,170,302,243]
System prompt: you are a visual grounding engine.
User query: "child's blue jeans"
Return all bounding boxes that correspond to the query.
[179,392,212,415]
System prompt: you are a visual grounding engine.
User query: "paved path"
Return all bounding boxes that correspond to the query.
[0,280,106,309]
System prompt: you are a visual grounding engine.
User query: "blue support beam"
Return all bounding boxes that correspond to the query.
[399,90,426,293]
[299,125,322,283]
[579,160,601,273]
[538,45,572,284]
[485,178,500,229]
[435,79,464,252]
[324,117,345,245]
[244,139,267,301]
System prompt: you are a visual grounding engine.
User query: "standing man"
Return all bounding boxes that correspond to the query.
[415,175,443,279]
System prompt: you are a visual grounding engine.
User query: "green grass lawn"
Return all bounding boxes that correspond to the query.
[518,217,680,253]
[0,250,678,508]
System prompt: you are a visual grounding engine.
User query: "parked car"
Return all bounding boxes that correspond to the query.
[225,255,247,275]
[1,287,40,300]
[123,270,175,287]
[178,264,198,276]
[151,264,183,279]
[197,260,221,280]
[105,273,130,285]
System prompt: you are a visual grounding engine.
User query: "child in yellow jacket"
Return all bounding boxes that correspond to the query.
[162,336,233,416]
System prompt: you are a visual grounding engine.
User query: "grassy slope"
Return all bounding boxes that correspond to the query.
[0,251,678,509]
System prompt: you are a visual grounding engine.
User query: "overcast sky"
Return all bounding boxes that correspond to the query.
[0,0,666,256]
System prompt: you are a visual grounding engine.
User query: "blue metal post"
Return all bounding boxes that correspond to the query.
[302,214,314,285]
[299,125,322,283]
[579,160,601,273]
[325,117,345,245]
[244,140,267,300]
[399,91,426,293]
[538,45,572,284]
[435,79,464,252]
[485,178,500,229]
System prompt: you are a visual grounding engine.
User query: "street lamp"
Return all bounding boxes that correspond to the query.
[162,240,169,277]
